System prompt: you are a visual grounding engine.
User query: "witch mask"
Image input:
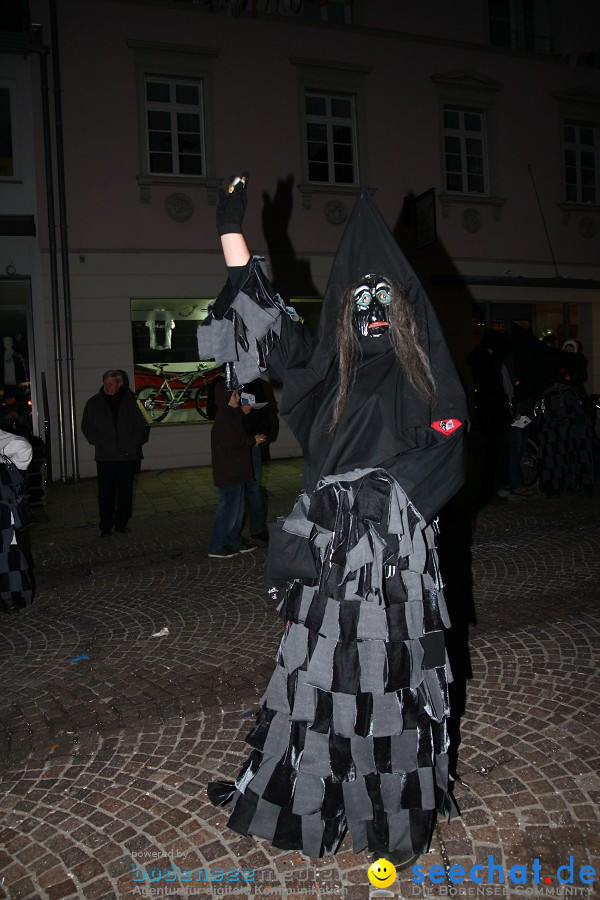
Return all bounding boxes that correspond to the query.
[352,274,392,338]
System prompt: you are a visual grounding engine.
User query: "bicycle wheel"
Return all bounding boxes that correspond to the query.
[136,387,170,423]
[194,384,209,419]
[519,438,539,487]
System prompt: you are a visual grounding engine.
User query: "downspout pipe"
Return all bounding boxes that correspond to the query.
[31,24,67,482]
[49,0,78,480]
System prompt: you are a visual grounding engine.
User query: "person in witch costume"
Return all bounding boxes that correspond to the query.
[200,177,467,866]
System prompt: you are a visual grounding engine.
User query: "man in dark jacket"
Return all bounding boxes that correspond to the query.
[208,380,266,558]
[81,369,147,537]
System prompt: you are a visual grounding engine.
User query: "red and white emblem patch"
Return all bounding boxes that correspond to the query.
[431,418,462,435]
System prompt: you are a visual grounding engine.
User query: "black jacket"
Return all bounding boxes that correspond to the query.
[81,388,147,461]
[211,381,255,486]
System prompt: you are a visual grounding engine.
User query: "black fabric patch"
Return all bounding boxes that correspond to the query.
[290,721,307,758]
[401,689,419,730]
[416,716,434,768]
[322,812,345,855]
[373,736,392,774]
[272,806,303,850]
[329,733,355,782]
[305,592,328,633]
[423,590,443,632]
[365,772,388,850]
[409,808,435,851]
[308,484,339,530]
[384,571,408,605]
[338,602,360,644]
[403,771,423,807]
[281,581,304,624]
[246,707,277,751]
[420,631,445,669]
[263,760,296,806]
[386,605,409,641]
[355,692,373,738]
[227,789,259,836]
[332,639,360,693]
[350,473,391,523]
[311,689,333,734]
[385,642,410,691]
[321,779,345,818]
[287,671,298,711]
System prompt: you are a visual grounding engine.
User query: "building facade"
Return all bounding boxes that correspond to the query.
[1,0,600,479]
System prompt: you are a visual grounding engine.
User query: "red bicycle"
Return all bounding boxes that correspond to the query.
[136,363,222,422]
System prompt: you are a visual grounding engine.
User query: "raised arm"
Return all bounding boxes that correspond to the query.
[217,176,251,267]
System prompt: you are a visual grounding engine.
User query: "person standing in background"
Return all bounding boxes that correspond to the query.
[208,379,267,558]
[240,377,272,543]
[81,369,147,537]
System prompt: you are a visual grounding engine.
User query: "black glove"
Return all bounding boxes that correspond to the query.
[216,174,248,236]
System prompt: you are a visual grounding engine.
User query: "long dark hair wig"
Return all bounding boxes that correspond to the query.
[329,279,437,433]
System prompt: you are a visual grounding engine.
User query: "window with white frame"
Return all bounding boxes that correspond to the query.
[145,76,205,176]
[305,91,357,185]
[563,120,599,204]
[488,0,551,53]
[127,41,218,202]
[443,106,489,195]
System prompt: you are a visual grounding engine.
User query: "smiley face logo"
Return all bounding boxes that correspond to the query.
[367,858,397,888]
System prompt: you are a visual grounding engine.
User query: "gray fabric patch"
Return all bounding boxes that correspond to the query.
[347,818,368,854]
[196,323,214,360]
[390,730,417,773]
[409,640,425,690]
[372,692,404,737]
[247,798,280,842]
[291,674,317,724]
[292,772,325,815]
[357,602,388,641]
[261,666,290,714]
[231,352,261,385]
[284,493,314,538]
[262,712,292,760]
[301,812,326,858]
[319,597,340,640]
[246,754,280,796]
[342,778,373,824]
[388,809,417,857]
[405,599,424,639]
[210,317,237,363]
[298,729,330,777]
[402,570,424,602]
[281,623,309,673]
[380,771,407,814]
[344,531,374,574]
[350,735,376,774]
[232,291,279,340]
[332,692,357,737]
[305,635,335,691]
[358,640,386,694]
[418,766,436,810]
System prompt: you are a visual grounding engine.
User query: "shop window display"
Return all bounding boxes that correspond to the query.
[131,298,222,425]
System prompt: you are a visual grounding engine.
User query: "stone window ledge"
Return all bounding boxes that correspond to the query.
[439,192,506,221]
[137,174,223,204]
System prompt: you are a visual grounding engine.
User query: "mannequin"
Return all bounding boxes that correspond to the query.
[3,337,27,387]
[145,308,175,351]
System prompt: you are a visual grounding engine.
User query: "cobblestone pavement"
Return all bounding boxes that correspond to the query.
[0,458,598,900]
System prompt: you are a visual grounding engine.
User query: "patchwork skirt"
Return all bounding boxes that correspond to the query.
[209,467,456,857]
